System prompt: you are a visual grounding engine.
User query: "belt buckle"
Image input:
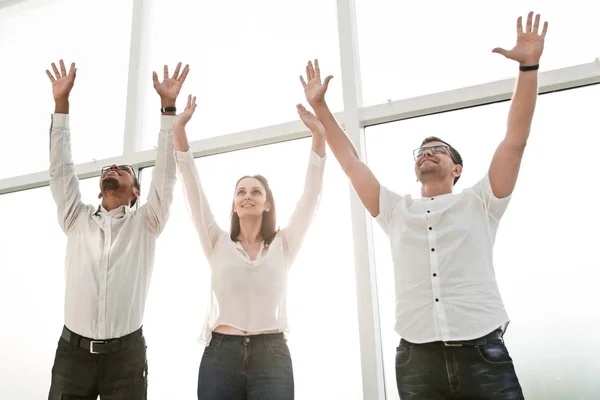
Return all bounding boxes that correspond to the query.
[89,340,105,354]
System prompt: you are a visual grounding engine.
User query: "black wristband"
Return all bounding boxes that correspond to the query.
[161,106,176,113]
[519,64,539,72]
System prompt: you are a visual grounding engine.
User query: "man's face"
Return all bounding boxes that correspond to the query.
[413,141,460,183]
[100,164,135,191]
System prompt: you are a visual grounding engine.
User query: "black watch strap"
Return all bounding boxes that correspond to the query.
[519,64,539,72]
[161,106,177,113]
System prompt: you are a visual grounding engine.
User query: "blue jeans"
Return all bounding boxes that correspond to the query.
[396,330,524,399]
[197,332,294,400]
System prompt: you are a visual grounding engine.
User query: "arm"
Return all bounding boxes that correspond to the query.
[174,95,224,256]
[489,12,548,198]
[139,62,190,235]
[46,60,85,233]
[300,60,382,217]
[281,106,327,261]
[138,115,177,235]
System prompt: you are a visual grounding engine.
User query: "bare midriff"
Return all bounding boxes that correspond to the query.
[214,324,280,336]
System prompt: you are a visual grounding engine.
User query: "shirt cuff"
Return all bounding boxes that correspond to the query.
[161,115,177,130]
[51,113,70,128]
[309,150,327,167]
[175,148,195,163]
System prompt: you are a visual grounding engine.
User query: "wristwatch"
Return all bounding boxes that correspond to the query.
[160,106,177,113]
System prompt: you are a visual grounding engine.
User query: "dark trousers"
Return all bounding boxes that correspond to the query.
[48,326,148,400]
[395,329,524,399]
[197,332,294,400]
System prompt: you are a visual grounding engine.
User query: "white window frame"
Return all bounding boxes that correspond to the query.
[1,0,599,397]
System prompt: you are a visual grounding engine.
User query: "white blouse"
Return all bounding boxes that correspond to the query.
[175,149,326,345]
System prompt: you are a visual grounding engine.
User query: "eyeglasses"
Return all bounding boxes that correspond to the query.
[101,164,135,176]
[413,145,450,160]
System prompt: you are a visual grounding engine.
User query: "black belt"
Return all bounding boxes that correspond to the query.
[60,326,144,354]
[442,328,503,347]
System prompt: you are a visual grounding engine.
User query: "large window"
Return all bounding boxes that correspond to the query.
[356,1,600,105]
[365,84,600,400]
[0,178,105,399]
[0,0,134,180]
[138,0,343,150]
[140,137,362,399]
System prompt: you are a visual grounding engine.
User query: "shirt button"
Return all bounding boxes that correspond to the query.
[427,210,431,213]
[431,198,434,200]
[431,248,435,252]
[245,337,250,343]
[435,298,439,302]
[433,273,437,277]
[428,227,432,230]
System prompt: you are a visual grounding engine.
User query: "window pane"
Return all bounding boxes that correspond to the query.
[0,178,105,398]
[365,85,600,399]
[140,138,362,398]
[0,0,133,180]
[356,1,600,105]
[139,0,342,150]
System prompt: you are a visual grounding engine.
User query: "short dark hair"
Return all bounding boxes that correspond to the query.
[130,174,141,207]
[421,136,463,185]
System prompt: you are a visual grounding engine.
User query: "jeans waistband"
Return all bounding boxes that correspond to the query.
[402,328,504,348]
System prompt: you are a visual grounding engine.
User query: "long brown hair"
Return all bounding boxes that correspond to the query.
[230,174,278,246]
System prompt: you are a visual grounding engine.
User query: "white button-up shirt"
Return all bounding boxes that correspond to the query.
[376,174,511,343]
[49,114,177,340]
[176,149,326,345]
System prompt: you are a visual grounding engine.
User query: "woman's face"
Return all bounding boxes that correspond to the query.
[233,177,270,219]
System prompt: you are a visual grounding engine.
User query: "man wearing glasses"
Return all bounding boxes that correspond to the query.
[45,59,189,399]
[299,11,547,400]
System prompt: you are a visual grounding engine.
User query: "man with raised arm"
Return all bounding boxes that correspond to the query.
[46,59,188,399]
[300,12,547,400]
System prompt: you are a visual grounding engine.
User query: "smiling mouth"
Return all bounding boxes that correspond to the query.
[241,204,255,208]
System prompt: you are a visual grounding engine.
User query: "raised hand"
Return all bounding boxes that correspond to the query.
[46,60,76,101]
[492,12,548,66]
[300,59,333,107]
[297,104,324,137]
[152,62,190,105]
[174,95,197,126]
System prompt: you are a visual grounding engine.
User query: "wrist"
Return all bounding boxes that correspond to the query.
[54,98,69,114]
[160,97,176,108]
[519,58,540,67]
[309,99,327,109]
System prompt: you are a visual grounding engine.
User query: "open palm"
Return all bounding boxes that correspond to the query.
[152,62,189,101]
[297,104,324,136]
[300,59,333,107]
[46,60,76,100]
[175,95,197,126]
[493,12,548,65]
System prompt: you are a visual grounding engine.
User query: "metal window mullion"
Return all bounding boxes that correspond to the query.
[122,0,150,157]
[336,0,386,398]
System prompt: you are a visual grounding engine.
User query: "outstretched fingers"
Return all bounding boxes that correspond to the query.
[525,11,533,32]
[172,62,182,79]
[541,21,548,38]
[532,13,540,34]
[307,61,315,81]
[52,62,60,79]
[178,64,190,82]
[299,75,307,87]
[516,16,523,34]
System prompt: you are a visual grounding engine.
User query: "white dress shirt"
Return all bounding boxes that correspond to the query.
[376,174,511,343]
[49,114,177,340]
[176,149,326,345]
